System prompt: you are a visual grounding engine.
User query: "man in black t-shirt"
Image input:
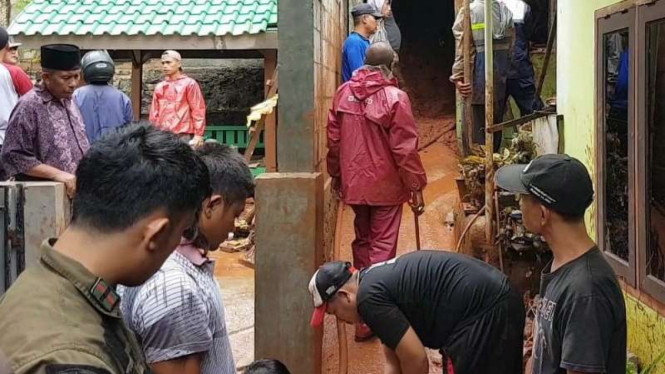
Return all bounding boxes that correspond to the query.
[496,154,627,374]
[308,251,525,374]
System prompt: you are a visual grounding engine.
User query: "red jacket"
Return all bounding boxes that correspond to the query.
[149,74,206,137]
[327,68,427,206]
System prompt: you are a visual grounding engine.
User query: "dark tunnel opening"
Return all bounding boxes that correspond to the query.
[392,0,457,120]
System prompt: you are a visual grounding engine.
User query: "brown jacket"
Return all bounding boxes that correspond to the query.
[0,240,149,374]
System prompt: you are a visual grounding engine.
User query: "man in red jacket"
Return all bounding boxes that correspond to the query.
[327,42,427,341]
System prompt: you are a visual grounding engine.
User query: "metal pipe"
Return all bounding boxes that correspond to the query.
[462,0,474,156]
[484,0,495,245]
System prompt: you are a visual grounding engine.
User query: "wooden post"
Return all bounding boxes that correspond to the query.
[263,50,278,172]
[131,50,143,121]
[462,0,474,156]
[484,0,495,245]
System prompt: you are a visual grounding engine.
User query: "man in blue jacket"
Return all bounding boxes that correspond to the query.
[342,4,383,82]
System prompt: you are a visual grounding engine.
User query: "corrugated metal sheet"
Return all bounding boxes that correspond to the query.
[8,0,278,37]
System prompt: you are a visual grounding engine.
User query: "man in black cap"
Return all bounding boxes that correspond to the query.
[495,154,627,374]
[342,3,383,82]
[1,44,89,197]
[309,251,525,374]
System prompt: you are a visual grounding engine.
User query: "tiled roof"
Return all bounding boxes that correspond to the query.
[9,0,278,37]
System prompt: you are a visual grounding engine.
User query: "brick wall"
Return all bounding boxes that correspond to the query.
[314,0,348,260]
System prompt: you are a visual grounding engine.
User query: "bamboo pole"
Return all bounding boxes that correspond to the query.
[484,0,495,245]
[462,0,474,156]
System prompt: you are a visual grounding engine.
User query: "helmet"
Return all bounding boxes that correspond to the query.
[81,50,115,83]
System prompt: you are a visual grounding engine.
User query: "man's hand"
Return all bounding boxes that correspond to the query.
[191,135,205,148]
[454,80,472,98]
[332,177,342,199]
[409,190,425,216]
[54,172,76,199]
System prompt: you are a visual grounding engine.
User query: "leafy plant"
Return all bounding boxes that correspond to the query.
[14,0,31,14]
[641,350,665,374]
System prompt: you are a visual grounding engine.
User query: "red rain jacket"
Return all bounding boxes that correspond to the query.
[149,74,206,137]
[327,68,427,206]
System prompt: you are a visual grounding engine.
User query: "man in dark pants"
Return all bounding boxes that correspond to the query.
[503,0,543,116]
[309,251,525,374]
[496,154,627,374]
[451,0,514,152]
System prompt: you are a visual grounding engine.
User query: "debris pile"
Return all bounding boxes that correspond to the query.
[220,199,256,267]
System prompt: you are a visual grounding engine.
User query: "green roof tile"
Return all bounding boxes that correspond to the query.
[8,0,278,37]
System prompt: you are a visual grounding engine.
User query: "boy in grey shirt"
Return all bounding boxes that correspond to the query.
[121,143,255,374]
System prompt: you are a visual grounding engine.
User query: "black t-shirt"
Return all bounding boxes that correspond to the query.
[356,250,510,350]
[532,247,627,374]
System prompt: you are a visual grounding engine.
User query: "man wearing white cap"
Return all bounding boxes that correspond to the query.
[150,50,207,147]
[1,36,33,97]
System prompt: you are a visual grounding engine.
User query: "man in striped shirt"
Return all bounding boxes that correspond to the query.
[120,143,255,374]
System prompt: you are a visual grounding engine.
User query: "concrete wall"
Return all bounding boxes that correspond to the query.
[557,0,665,371]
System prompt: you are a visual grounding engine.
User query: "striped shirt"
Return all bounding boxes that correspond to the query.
[119,243,235,374]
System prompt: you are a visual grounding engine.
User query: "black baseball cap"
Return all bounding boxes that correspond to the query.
[351,3,383,18]
[308,261,355,328]
[495,154,594,216]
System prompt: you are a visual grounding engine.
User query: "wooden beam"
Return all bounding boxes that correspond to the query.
[131,50,143,121]
[486,110,553,133]
[244,68,279,163]
[263,50,278,172]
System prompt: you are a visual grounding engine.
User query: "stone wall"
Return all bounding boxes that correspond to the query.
[22,57,265,126]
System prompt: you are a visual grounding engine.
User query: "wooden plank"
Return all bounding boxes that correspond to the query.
[487,110,552,133]
[131,50,143,121]
[263,50,278,172]
[244,68,279,163]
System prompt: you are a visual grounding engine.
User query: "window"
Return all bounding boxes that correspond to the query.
[597,0,665,303]
[638,1,665,302]
[596,7,636,286]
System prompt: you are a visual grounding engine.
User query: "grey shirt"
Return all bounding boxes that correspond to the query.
[119,244,235,374]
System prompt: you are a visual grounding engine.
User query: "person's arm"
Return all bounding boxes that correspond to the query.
[559,296,616,374]
[186,80,207,144]
[19,351,116,374]
[347,39,369,75]
[131,275,213,374]
[25,164,76,198]
[383,345,402,374]
[451,7,466,83]
[149,86,161,124]
[150,354,203,374]
[388,92,427,203]
[392,327,429,374]
[124,93,135,125]
[326,93,342,195]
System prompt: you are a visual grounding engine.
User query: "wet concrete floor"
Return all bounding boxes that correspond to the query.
[322,140,460,374]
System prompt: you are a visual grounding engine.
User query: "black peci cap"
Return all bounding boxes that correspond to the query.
[41,44,81,71]
[495,154,594,217]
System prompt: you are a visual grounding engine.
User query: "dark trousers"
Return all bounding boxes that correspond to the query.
[444,288,525,374]
[351,204,403,270]
[471,104,504,153]
[506,77,543,117]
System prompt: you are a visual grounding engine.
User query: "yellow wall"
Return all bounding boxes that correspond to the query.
[557,0,665,370]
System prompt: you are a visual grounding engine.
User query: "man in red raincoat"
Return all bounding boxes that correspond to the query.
[150,50,207,147]
[327,42,427,342]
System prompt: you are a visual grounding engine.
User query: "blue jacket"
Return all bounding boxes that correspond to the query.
[342,32,370,82]
[74,84,134,143]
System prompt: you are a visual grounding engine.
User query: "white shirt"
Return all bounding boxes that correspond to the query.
[0,64,18,144]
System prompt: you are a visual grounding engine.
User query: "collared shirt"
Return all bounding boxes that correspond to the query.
[1,85,90,177]
[342,32,371,82]
[74,84,134,144]
[119,241,236,374]
[0,64,19,144]
[0,239,150,374]
[149,74,207,137]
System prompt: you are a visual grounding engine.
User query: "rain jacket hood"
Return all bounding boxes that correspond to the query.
[327,67,427,206]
